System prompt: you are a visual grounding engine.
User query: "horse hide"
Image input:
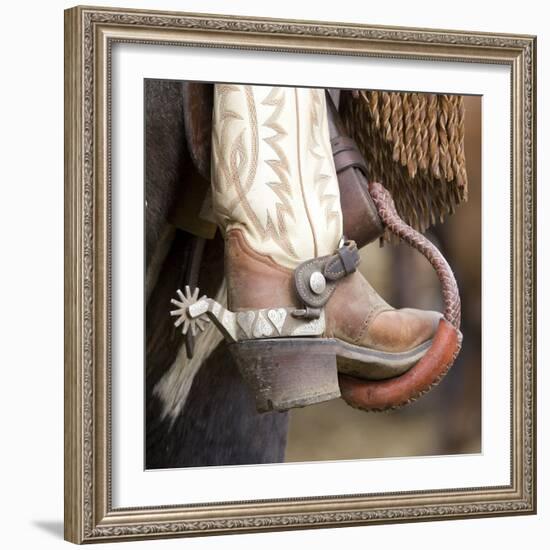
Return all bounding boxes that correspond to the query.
[145,79,190,271]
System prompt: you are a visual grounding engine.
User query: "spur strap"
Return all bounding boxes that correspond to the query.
[293,241,360,318]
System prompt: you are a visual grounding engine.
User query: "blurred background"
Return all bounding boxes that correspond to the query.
[285,95,482,462]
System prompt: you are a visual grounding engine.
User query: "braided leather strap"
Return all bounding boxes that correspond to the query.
[368,181,461,329]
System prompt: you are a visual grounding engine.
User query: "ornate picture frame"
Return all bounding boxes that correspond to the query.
[64,5,536,543]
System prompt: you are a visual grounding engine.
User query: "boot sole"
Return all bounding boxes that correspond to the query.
[229,337,432,413]
[334,337,433,380]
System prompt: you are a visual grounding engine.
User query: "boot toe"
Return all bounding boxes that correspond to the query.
[366,308,442,353]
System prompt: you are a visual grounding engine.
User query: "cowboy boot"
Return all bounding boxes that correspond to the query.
[171,84,459,413]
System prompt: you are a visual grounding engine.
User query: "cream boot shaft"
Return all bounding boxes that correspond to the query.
[211,84,343,269]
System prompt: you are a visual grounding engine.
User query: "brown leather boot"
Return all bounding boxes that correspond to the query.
[171,84,461,413]
[225,229,440,378]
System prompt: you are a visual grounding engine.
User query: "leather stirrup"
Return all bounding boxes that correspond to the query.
[338,181,462,411]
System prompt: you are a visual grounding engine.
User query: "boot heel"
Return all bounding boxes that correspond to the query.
[229,338,340,413]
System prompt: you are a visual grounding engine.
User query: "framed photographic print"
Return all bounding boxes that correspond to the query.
[64,5,536,543]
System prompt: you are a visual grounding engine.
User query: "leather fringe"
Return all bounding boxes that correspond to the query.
[339,90,468,235]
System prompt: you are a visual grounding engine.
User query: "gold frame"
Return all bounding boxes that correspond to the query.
[64,5,537,544]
